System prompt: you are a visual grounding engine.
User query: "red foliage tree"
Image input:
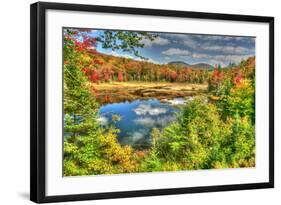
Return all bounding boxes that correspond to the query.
[103,67,111,82]
[213,69,220,82]
[118,71,124,81]
[90,70,100,83]
[169,71,177,82]
[233,70,243,85]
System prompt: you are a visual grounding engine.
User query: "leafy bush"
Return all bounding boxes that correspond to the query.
[141,97,255,171]
[208,58,255,123]
[223,114,255,168]
[138,150,163,172]
[64,127,139,176]
[155,98,229,170]
[225,80,255,122]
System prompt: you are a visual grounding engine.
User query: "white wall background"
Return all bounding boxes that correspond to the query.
[0,0,279,204]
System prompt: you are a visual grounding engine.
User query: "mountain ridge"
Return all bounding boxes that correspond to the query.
[168,61,214,70]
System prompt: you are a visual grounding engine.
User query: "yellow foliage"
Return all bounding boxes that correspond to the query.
[210,95,220,101]
[99,129,139,173]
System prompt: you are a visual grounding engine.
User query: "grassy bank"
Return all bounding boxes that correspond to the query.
[89,82,208,104]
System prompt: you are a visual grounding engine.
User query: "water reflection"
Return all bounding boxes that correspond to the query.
[99,98,186,149]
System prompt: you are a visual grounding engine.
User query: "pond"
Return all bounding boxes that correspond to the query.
[98,98,189,150]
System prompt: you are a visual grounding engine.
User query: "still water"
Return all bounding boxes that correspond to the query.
[98,98,187,149]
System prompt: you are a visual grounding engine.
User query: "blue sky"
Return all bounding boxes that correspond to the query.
[88,29,255,67]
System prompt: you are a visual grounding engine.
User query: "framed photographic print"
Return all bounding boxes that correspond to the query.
[30,1,274,203]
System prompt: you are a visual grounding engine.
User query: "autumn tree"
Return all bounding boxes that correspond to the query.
[63,28,157,175]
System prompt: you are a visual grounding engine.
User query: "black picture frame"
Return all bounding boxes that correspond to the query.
[30,1,274,203]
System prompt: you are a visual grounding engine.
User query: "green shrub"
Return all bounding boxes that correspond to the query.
[154,98,230,170]
[146,97,255,171]
[223,113,255,168]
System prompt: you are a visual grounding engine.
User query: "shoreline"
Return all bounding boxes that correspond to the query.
[90,81,208,104]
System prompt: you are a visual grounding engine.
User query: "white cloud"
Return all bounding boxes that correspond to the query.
[182,36,198,49]
[162,48,191,56]
[134,115,176,127]
[134,104,167,116]
[154,37,170,45]
[104,33,254,66]
[145,58,162,64]
[108,51,161,64]
[202,45,251,55]
[191,53,209,59]
[208,54,253,66]
[139,38,152,47]
[97,116,109,126]
[140,36,170,47]
[130,131,146,142]
[179,51,253,67]
[183,40,198,49]
[156,115,176,127]
[223,46,251,54]
[108,51,137,60]
[161,34,253,56]
[162,98,188,105]
[134,117,155,127]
